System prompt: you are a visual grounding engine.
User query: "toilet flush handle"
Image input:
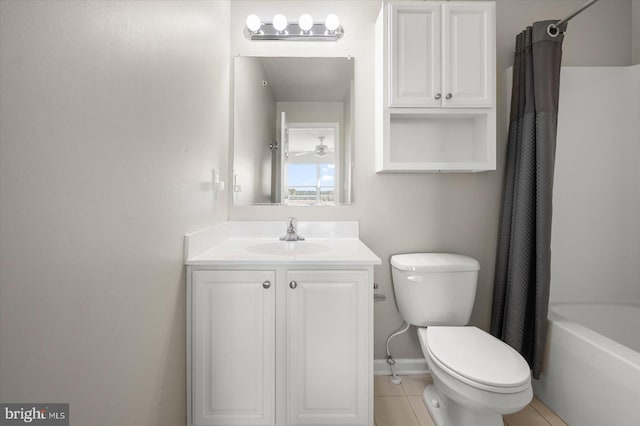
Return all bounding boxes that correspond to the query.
[406,275,424,282]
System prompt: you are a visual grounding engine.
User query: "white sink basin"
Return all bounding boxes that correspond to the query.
[246,241,330,256]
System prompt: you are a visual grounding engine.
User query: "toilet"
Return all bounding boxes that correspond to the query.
[391,253,532,426]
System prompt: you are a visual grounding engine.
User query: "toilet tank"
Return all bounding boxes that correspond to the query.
[391,253,480,327]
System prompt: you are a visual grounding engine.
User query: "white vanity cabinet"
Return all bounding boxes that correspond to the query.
[376,1,496,172]
[188,266,373,426]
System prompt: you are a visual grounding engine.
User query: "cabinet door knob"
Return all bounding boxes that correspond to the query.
[446,93,453,99]
[434,93,442,100]
[263,280,271,289]
[289,280,297,289]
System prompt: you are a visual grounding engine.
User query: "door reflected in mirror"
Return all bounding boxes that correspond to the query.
[233,57,354,205]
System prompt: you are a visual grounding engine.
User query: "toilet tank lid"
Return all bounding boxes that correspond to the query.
[390,253,480,272]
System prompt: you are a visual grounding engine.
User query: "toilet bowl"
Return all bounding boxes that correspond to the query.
[390,253,532,426]
[419,326,532,426]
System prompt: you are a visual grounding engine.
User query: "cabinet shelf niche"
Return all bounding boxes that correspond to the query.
[381,109,495,172]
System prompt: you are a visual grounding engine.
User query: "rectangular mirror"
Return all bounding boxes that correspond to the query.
[232,57,354,205]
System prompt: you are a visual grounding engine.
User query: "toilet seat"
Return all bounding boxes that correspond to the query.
[418,327,531,394]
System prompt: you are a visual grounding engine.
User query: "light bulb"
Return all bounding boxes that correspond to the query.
[272,14,288,32]
[325,14,340,32]
[298,14,313,32]
[246,14,261,33]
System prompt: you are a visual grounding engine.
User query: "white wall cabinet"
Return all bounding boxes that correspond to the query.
[188,267,373,426]
[377,1,496,172]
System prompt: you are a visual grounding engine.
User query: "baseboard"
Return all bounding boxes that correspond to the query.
[374,358,429,376]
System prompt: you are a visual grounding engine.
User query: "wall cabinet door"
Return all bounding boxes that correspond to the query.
[389,3,441,107]
[192,270,275,426]
[286,270,369,425]
[442,3,494,107]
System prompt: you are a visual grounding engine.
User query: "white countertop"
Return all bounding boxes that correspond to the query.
[184,221,381,266]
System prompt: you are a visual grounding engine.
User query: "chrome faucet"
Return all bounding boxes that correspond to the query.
[280,217,305,241]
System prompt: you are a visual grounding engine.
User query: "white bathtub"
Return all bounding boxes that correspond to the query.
[533,303,640,425]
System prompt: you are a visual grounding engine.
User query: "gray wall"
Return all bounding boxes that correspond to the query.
[229,0,634,360]
[0,1,230,425]
[634,0,640,64]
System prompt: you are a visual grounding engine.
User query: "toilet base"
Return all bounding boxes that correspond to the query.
[423,384,503,426]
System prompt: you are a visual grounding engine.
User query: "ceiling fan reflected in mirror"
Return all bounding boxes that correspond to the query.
[294,136,331,157]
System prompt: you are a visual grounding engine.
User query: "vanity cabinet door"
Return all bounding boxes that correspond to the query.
[192,270,275,426]
[442,3,494,107]
[286,270,369,425]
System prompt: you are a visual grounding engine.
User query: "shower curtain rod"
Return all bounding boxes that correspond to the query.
[548,0,600,36]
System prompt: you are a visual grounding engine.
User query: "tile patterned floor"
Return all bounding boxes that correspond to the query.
[374,375,568,426]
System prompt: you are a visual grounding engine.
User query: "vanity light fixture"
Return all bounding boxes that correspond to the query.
[243,13,344,41]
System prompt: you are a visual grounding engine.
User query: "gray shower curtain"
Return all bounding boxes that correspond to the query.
[491,21,565,380]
